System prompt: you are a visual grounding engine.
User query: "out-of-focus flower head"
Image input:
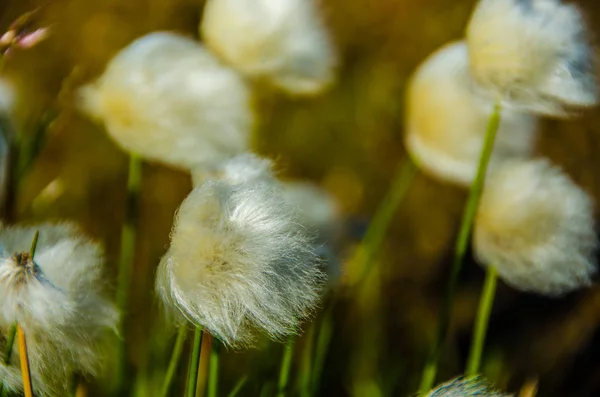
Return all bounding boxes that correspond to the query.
[0,8,50,58]
[466,0,597,116]
[201,0,337,96]
[0,223,118,396]
[78,32,254,170]
[156,160,325,348]
[474,158,597,295]
[427,377,513,396]
[405,41,538,186]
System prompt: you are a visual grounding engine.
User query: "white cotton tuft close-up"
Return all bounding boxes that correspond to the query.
[0,223,118,396]
[466,0,597,116]
[201,0,337,95]
[474,159,597,296]
[427,377,513,397]
[78,31,254,170]
[156,177,325,348]
[191,153,275,187]
[405,41,538,186]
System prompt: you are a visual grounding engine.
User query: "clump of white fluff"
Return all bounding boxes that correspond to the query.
[78,32,254,169]
[191,153,274,187]
[474,159,597,295]
[405,41,538,186]
[156,174,325,348]
[201,0,337,95]
[428,377,512,397]
[0,223,118,396]
[466,0,597,115]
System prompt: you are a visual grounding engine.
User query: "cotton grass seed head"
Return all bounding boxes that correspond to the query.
[156,176,325,348]
[405,41,538,186]
[191,153,275,187]
[474,158,597,295]
[201,0,337,95]
[428,377,513,397]
[78,31,254,169]
[466,0,597,116]
[0,223,118,396]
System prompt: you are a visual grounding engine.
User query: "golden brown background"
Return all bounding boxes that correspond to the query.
[2,0,600,396]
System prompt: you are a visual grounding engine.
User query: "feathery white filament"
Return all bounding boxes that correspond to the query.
[0,223,118,396]
[156,177,325,348]
[405,41,538,186]
[474,159,597,295]
[78,32,254,169]
[201,0,337,95]
[466,0,597,115]
[427,377,512,396]
[191,153,275,187]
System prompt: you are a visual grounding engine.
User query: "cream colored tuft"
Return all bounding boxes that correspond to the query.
[0,223,118,396]
[474,159,597,295]
[405,41,538,186]
[156,177,325,348]
[466,0,597,115]
[201,0,337,95]
[428,377,512,396]
[78,31,254,169]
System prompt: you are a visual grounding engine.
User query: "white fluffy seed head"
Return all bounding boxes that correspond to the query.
[405,41,538,186]
[474,159,597,296]
[78,31,254,169]
[201,0,337,95]
[427,377,512,397]
[191,153,275,187]
[466,0,597,115]
[0,223,118,396]
[156,177,325,348]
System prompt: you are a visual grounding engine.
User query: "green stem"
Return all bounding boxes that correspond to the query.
[208,340,220,397]
[356,158,417,283]
[227,376,247,397]
[466,266,498,377]
[159,327,188,397]
[310,301,335,395]
[277,338,296,397]
[299,324,316,397]
[418,103,501,395]
[115,154,142,392]
[187,328,203,397]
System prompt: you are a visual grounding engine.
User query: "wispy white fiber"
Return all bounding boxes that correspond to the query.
[428,377,513,397]
[191,153,275,187]
[0,223,118,396]
[156,177,325,348]
[466,0,597,115]
[201,0,337,95]
[78,31,254,169]
[405,41,538,186]
[474,159,597,295]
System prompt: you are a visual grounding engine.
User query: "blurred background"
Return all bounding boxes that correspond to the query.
[2,0,600,396]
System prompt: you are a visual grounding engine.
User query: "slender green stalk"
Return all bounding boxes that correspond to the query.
[208,340,220,397]
[418,103,502,395]
[187,328,203,397]
[356,158,417,283]
[299,323,316,397]
[228,376,248,397]
[159,327,188,397]
[115,154,142,391]
[310,301,335,395]
[277,338,296,397]
[466,266,498,377]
